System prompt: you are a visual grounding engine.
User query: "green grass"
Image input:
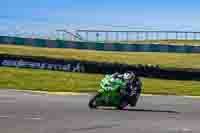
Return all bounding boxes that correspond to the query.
[1,44,200,69]
[1,67,200,96]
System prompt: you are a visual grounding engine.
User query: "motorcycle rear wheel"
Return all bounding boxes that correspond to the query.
[117,96,129,110]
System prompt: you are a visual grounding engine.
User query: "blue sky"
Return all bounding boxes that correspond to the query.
[1,0,200,35]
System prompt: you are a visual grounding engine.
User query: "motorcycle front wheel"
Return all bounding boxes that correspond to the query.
[88,93,101,109]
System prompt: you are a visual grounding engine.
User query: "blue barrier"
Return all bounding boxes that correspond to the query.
[0,36,200,53]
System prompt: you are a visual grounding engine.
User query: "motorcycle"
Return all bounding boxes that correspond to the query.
[88,74,140,110]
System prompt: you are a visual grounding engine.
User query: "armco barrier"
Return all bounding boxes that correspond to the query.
[0,54,200,81]
[1,36,200,53]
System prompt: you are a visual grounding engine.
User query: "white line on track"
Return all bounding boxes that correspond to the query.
[168,128,193,133]
[0,115,14,119]
[24,117,42,120]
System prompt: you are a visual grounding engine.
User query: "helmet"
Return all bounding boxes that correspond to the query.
[123,71,135,81]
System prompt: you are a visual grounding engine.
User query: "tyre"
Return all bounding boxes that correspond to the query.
[88,93,101,109]
[129,96,137,107]
[129,94,140,107]
[117,96,129,110]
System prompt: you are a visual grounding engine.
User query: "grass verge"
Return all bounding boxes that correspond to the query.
[0,44,200,69]
[1,67,200,96]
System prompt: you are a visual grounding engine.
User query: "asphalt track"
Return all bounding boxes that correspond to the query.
[0,90,200,133]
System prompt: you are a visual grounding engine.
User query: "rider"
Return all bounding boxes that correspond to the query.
[112,71,142,106]
[123,71,141,95]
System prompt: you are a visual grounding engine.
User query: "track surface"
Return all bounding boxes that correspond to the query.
[0,90,200,133]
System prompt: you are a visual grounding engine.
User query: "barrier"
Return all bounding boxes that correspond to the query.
[0,54,200,81]
[0,36,200,53]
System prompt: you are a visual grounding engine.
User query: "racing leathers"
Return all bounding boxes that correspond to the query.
[125,77,142,96]
[112,72,142,106]
[111,72,142,97]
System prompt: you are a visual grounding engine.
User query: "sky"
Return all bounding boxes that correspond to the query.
[1,0,200,37]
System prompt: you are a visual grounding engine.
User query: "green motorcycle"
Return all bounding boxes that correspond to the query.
[88,74,138,110]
